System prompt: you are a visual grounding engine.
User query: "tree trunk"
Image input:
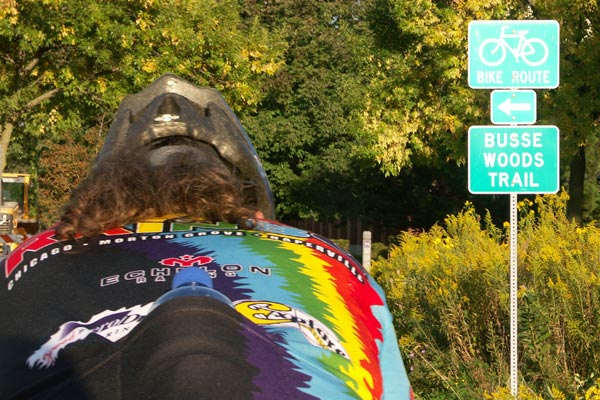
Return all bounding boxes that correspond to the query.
[567,145,585,224]
[0,123,13,174]
[0,123,13,203]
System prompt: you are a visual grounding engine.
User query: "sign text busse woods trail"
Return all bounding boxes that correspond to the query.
[468,125,559,194]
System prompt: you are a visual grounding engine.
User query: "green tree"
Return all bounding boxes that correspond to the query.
[0,0,284,224]
[363,0,534,175]
[528,0,600,223]
[242,0,515,230]
[241,0,384,222]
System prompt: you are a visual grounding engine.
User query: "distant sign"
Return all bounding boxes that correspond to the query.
[491,90,537,124]
[468,125,559,194]
[468,20,560,89]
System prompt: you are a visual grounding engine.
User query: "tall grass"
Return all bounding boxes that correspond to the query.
[372,192,600,399]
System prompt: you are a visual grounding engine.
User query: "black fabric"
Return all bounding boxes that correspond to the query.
[121,296,259,400]
[9,297,259,400]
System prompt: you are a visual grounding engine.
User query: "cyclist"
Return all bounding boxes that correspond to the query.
[0,74,413,399]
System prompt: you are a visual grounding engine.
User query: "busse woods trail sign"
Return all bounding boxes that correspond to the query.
[468,125,559,194]
[467,20,560,399]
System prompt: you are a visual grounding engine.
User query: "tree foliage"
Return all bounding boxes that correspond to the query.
[528,0,600,222]
[362,0,509,176]
[240,0,497,226]
[239,0,381,220]
[3,0,600,229]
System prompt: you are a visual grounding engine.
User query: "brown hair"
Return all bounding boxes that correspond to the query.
[55,150,259,240]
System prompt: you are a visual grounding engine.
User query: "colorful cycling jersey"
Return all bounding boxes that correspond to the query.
[0,218,411,399]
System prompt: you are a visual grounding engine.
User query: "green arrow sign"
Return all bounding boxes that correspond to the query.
[491,90,537,124]
[468,20,560,89]
[468,125,559,194]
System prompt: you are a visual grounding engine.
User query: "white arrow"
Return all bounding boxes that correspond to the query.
[498,97,532,116]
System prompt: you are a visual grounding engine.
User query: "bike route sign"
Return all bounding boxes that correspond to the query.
[468,125,559,194]
[468,20,560,89]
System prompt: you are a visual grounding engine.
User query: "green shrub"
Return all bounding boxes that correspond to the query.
[372,192,600,399]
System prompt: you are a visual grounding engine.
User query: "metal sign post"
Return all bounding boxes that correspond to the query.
[509,193,518,397]
[468,19,560,398]
[362,231,372,272]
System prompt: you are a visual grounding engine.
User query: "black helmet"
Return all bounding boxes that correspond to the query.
[97,74,275,219]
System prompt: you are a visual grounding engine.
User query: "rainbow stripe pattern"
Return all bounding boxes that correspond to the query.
[127,219,391,399]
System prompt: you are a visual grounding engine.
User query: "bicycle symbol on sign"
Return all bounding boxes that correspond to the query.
[478,25,549,67]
